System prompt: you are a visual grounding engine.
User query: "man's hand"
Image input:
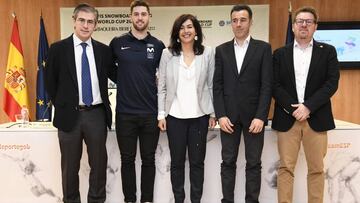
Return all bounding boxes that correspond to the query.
[219,117,234,134]
[209,117,217,129]
[158,119,166,131]
[291,103,310,121]
[249,118,264,134]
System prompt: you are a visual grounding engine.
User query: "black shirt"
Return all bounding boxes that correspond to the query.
[110,31,165,115]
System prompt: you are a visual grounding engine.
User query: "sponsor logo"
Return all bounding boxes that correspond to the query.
[147,43,155,59]
[328,143,352,148]
[199,20,213,28]
[219,20,232,26]
[219,20,225,26]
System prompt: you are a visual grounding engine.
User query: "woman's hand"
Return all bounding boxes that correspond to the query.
[158,119,167,131]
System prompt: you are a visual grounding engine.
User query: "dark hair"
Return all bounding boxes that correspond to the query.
[168,14,204,56]
[293,6,318,23]
[230,4,253,19]
[130,0,150,14]
[72,3,99,21]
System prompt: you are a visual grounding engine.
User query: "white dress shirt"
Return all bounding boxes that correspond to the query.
[168,54,203,119]
[73,35,102,105]
[234,35,251,73]
[293,39,313,103]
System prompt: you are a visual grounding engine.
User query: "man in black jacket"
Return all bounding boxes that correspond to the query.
[272,6,339,203]
[213,4,272,203]
[45,3,115,203]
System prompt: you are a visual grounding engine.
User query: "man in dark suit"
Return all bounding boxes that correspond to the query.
[45,3,115,203]
[272,6,339,203]
[213,4,272,203]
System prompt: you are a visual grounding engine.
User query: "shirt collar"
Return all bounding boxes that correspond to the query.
[234,35,251,47]
[179,54,195,68]
[294,39,313,49]
[73,34,92,47]
[128,31,151,42]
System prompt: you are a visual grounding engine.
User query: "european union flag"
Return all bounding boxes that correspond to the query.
[36,16,52,121]
[285,12,294,45]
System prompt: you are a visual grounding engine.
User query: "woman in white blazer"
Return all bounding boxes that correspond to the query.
[157,14,216,203]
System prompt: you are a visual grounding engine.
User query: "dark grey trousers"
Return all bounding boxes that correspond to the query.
[58,106,108,203]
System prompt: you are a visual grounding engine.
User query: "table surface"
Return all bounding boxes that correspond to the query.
[1,119,359,132]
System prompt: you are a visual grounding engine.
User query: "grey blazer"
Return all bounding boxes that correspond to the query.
[157,46,215,118]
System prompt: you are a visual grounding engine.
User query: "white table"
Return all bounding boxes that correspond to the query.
[0,121,359,203]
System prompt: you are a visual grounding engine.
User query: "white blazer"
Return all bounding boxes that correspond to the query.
[157,46,215,118]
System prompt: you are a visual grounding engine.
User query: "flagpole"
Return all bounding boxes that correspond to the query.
[288,1,292,13]
[285,1,294,45]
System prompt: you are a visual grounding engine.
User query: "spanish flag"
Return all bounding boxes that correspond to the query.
[3,16,30,121]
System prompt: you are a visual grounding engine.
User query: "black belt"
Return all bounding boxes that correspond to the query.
[78,103,103,111]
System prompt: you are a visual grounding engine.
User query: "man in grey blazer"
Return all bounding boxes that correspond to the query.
[213,4,273,203]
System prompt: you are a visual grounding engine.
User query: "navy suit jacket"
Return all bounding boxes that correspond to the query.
[272,40,340,132]
[45,35,115,132]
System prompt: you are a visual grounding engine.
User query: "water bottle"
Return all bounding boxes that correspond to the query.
[20,105,29,126]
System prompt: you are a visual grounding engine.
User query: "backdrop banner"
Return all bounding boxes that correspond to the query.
[60,5,269,46]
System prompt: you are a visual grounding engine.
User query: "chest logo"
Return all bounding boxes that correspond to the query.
[121,46,130,50]
[146,43,155,59]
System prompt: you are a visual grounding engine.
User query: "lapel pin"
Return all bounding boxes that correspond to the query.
[320,45,323,48]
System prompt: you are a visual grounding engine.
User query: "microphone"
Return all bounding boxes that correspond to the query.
[6,122,23,128]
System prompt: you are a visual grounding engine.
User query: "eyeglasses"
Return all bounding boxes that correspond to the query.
[76,18,96,26]
[294,19,316,26]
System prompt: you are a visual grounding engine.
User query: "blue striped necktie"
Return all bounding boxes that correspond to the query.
[80,42,93,106]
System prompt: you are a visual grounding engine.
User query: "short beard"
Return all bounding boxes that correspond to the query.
[133,21,149,32]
